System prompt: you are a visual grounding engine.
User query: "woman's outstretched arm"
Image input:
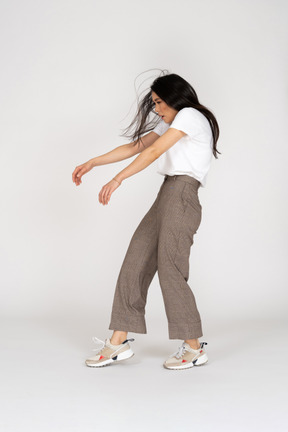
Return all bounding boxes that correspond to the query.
[89,131,160,167]
[98,128,185,205]
[113,128,185,185]
[72,131,159,186]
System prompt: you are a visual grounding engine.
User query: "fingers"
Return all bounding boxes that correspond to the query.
[72,166,85,186]
[99,185,115,205]
[99,188,111,205]
[72,166,80,181]
[76,171,83,185]
[72,167,79,184]
[72,161,93,185]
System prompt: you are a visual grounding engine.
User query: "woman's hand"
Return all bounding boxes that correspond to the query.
[72,160,94,186]
[99,178,121,206]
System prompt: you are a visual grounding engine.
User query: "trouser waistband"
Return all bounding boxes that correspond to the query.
[164,174,200,188]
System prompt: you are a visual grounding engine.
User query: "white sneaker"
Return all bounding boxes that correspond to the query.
[163,341,208,370]
[85,336,135,367]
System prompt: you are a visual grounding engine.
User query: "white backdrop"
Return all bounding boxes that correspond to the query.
[1,2,288,431]
[1,0,287,327]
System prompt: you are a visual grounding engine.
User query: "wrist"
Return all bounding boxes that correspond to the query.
[113,177,122,185]
[89,157,98,168]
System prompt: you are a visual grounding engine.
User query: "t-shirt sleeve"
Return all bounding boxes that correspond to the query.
[169,108,202,138]
[152,120,165,136]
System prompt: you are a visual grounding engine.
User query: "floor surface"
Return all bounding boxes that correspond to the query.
[1,316,287,431]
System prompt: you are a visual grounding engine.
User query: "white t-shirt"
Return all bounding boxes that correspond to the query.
[152,107,213,187]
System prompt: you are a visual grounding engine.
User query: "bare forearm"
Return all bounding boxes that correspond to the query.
[89,143,137,167]
[113,148,159,184]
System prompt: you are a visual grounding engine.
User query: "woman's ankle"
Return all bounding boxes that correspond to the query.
[110,331,128,345]
[184,338,201,350]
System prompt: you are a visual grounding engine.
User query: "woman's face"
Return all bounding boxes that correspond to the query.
[151,91,178,124]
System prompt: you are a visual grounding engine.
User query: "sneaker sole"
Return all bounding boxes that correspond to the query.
[85,348,134,368]
[163,353,208,370]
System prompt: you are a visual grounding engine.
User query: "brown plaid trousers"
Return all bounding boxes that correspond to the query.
[108,174,203,340]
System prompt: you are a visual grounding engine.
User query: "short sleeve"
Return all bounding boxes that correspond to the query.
[169,108,203,138]
[152,120,165,136]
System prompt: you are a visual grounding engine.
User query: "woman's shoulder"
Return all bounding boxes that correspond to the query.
[174,107,210,129]
[176,107,205,119]
[170,107,212,138]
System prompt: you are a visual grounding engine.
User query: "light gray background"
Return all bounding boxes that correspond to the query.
[1,0,287,431]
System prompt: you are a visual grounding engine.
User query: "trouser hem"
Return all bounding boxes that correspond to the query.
[168,321,203,340]
[108,314,147,334]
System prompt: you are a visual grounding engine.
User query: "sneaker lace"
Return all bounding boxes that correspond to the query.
[91,336,105,354]
[170,343,187,359]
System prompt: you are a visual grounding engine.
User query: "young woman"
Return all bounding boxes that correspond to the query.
[72,72,220,370]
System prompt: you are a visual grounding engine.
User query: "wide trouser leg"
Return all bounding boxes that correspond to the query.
[108,185,164,334]
[108,175,204,340]
[157,177,203,340]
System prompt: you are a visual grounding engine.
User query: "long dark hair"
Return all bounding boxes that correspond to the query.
[121,71,221,158]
